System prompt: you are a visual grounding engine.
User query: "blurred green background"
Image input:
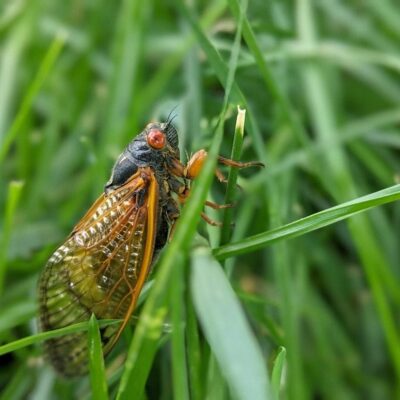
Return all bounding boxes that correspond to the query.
[1,0,400,399]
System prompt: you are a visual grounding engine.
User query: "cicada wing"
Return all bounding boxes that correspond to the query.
[101,167,159,354]
[38,168,159,377]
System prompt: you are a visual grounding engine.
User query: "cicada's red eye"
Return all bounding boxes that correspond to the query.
[147,129,166,150]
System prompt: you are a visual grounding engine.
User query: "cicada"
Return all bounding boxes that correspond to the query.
[38,119,262,377]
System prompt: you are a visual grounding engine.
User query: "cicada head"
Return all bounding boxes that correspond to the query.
[143,121,180,159]
[105,121,180,193]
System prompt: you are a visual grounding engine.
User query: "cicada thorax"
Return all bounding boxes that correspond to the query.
[38,168,160,377]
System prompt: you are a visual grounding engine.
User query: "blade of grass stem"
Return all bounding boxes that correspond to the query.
[0,34,65,162]
[214,184,400,260]
[271,347,286,400]
[0,302,36,332]
[0,180,24,294]
[88,314,108,400]
[0,320,119,356]
[228,0,308,146]
[126,0,227,131]
[170,258,190,400]
[175,0,266,165]
[101,0,147,143]
[247,106,400,188]
[0,364,31,400]
[185,287,202,400]
[191,247,271,400]
[220,107,246,248]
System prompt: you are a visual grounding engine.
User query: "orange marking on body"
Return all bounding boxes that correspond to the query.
[185,149,208,179]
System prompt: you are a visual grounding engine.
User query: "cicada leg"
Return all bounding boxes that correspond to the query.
[200,212,223,227]
[164,198,181,241]
[168,181,224,227]
[204,201,234,210]
[168,149,263,226]
[215,168,228,184]
[184,149,264,180]
[216,155,264,169]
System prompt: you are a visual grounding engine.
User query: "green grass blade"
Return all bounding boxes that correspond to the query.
[0,320,119,356]
[220,107,246,247]
[227,0,308,146]
[102,0,147,138]
[0,364,31,400]
[185,287,202,400]
[0,16,28,141]
[191,247,271,400]
[132,0,227,124]
[220,0,247,110]
[170,258,190,400]
[248,106,400,187]
[271,347,287,400]
[88,314,108,400]
[175,0,267,164]
[0,180,24,294]
[0,35,65,162]
[214,184,400,260]
[0,301,36,333]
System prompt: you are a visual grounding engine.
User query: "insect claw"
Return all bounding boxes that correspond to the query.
[215,168,227,184]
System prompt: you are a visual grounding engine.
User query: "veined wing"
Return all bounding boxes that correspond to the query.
[38,167,159,377]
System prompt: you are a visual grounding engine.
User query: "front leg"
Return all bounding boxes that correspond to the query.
[164,197,181,241]
[184,149,264,180]
[167,150,263,227]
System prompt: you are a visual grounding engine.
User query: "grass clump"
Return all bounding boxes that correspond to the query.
[1,1,400,399]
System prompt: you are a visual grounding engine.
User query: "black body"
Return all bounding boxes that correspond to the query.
[104,121,181,253]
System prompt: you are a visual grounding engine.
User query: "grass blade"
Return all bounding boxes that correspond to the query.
[191,247,271,400]
[227,0,307,145]
[220,107,246,247]
[170,258,190,400]
[214,184,400,260]
[185,286,202,400]
[271,347,286,400]
[0,320,119,356]
[88,314,108,400]
[175,0,267,164]
[0,180,24,294]
[0,35,65,162]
